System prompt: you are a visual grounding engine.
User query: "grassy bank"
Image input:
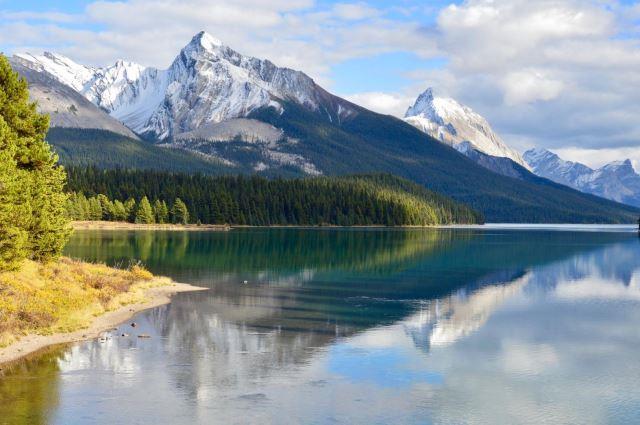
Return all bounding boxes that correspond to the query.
[0,258,193,350]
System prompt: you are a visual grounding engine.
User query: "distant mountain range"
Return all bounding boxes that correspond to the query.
[9,57,138,139]
[15,31,354,140]
[403,88,640,209]
[9,31,640,223]
[403,88,529,169]
[524,149,640,207]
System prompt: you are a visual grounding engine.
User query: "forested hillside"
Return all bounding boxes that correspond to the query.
[66,168,483,226]
[47,128,233,174]
[249,102,640,223]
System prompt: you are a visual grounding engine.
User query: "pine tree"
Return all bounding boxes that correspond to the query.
[112,200,127,222]
[153,199,169,224]
[97,194,114,220]
[135,196,155,224]
[124,198,137,223]
[88,197,102,220]
[171,198,189,224]
[0,55,69,268]
[0,147,30,270]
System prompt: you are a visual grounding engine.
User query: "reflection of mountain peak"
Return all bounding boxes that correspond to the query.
[404,274,530,352]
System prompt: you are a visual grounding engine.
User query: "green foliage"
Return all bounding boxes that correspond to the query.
[171,198,189,224]
[112,200,128,221]
[0,148,30,269]
[124,198,136,222]
[44,110,640,223]
[134,196,155,224]
[0,55,70,270]
[46,128,232,174]
[249,101,640,223]
[65,168,482,226]
[153,199,169,224]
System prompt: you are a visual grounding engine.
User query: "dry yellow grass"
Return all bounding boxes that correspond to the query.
[0,258,162,348]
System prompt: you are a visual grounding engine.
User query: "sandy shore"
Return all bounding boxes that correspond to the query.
[72,220,230,231]
[0,279,207,367]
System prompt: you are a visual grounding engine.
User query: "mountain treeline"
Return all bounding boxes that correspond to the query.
[47,127,232,174]
[68,193,190,224]
[0,55,69,271]
[65,168,483,226]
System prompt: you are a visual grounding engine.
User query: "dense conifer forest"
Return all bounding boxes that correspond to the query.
[66,168,483,226]
[0,55,69,271]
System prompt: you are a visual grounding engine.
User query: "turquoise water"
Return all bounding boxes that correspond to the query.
[2,227,640,424]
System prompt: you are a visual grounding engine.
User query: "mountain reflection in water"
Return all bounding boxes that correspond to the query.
[2,228,639,425]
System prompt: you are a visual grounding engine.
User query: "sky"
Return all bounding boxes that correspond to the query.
[1,0,639,169]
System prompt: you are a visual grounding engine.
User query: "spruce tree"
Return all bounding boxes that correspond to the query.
[153,199,169,224]
[0,145,30,270]
[0,55,69,268]
[135,196,155,224]
[112,200,127,221]
[124,198,137,223]
[171,198,189,224]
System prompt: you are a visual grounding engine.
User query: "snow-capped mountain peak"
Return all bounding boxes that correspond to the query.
[13,51,97,92]
[405,88,439,121]
[404,88,529,169]
[602,159,635,173]
[524,148,640,207]
[14,31,354,142]
[191,30,224,51]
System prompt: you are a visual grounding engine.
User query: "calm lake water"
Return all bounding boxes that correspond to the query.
[2,227,640,424]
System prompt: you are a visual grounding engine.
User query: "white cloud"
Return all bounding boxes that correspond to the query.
[343,92,415,116]
[502,70,564,105]
[2,0,640,165]
[0,0,435,87]
[332,2,380,20]
[424,0,640,162]
[553,147,640,171]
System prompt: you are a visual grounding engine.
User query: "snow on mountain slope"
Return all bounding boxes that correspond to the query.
[16,31,356,141]
[455,141,531,180]
[13,52,97,92]
[87,61,168,135]
[9,58,139,139]
[524,148,640,207]
[404,88,529,169]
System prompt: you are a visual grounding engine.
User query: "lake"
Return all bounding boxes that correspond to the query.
[2,227,640,424]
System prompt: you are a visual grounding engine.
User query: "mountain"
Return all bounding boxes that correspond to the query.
[46,128,233,174]
[9,57,138,139]
[524,149,640,207]
[454,142,532,180]
[16,31,355,141]
[12,33,640,223]
[404,88,529,169]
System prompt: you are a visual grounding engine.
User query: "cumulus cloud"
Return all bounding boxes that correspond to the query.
[425,0,640,161]
[553,147,640,171]
[502,70,564,105]
[0,0,435,87]
[332,2,380,20]
[344,92,416,116]
[1,0,639,164]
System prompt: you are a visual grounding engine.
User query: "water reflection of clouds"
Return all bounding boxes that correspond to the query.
[327,345,443,388]
[20,232,640,424]
[554,273,640,301]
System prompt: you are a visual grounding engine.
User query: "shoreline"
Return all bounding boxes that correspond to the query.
[0,279,207,368]
[72,221,231,231]
[72,222,637,232]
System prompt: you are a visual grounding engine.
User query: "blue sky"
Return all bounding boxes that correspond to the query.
[1,0,640,167]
